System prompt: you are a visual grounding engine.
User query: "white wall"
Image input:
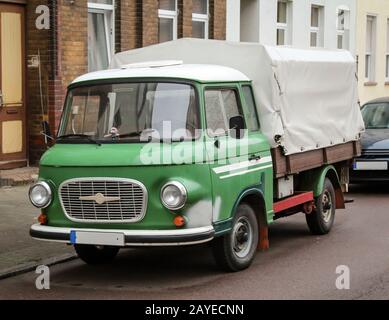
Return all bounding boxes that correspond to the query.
[240,0,260,42]
[226,0,241,41]
[226,0,357,55]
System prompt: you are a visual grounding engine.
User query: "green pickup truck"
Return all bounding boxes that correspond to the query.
[29,42,364,272]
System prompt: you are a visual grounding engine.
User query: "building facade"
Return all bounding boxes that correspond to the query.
[226,0,357,54]
[0,0,226,168]
[356,0,389,104]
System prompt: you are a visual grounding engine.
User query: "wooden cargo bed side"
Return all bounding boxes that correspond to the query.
[271,141,362,178]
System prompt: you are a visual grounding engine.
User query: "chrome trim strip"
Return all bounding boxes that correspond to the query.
[219,164,273,179]
[212,156,272,174]
[30,224,214,246]
[58,177,148,224]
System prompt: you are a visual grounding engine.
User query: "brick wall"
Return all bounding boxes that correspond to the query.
[26,0,226,163]
[59,0,88,90]
[115,0,140,51]
[26,0,50,162]
[179,0,193,38]
[209,0,226,40]
[27,0,88,163]
[135,0,226,46]
[142,0,159,46]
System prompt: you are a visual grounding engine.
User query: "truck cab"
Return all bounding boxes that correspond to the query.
[30,62,274,271]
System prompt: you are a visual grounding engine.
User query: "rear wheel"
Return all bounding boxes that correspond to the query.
[212,203,259,272]
[306,177,336,235]
[74,244,119,265]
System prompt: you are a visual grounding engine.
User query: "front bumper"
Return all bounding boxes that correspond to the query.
[350,169,389,182]
[30,224,215,246]
[350,158,389,182]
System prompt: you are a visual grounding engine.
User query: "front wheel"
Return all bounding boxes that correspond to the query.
[305,177,336,235]
[74,244,119,265]
[212,203,259,272]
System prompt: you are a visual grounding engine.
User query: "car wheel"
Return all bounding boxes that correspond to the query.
[212,203,259,272]
[306,177,336,235]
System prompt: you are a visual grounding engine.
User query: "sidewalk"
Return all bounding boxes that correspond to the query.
[0,184,75,279]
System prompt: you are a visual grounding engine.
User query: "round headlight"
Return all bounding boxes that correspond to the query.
[29,181,52,208]
[160,181,187,210]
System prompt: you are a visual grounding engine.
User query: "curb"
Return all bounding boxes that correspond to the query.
[0,178,35,187]
[0,171,38,187]
[0,253,78,281]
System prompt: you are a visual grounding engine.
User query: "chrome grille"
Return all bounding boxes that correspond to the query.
[59,178,147,223]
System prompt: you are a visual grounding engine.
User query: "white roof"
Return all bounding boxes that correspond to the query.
[72,63,250,84]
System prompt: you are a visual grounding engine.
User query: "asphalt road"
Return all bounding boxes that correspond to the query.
[0,183,389,300]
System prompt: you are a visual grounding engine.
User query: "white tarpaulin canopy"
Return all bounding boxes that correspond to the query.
[110,38,365,155]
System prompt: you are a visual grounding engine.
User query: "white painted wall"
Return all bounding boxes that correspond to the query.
[226,0,357,55]
[240,0,260,42]
[226,0,241,41]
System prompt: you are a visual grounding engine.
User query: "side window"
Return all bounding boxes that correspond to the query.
[242,85,260,131]
[204,88,243,136]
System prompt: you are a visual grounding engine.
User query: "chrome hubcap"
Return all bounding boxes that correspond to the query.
[321,191,333,223]
[232,216,253,258]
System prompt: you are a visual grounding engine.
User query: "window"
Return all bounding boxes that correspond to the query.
[159,0,178,43]
[192,0,209,39]
[276,0,292,45]
[87,0,115,72]
[365,15,376,81]
[361,103,389,129]
[310,5,323,47]
[336,7,350,50]
[386,19,389,81]
[60,82,199,142]
[242,86,259,131]
[204,89,244,137]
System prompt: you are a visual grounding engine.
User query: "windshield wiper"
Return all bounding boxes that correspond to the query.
[115,129,156,139]
[56,134,101,146]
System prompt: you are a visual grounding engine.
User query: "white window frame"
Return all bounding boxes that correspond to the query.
[192,0,209,39]
[365,15,377,82]
[310,5,323,48]
[158,0,178,42]
[87,1,115,69]
[336,6,350,50]
[276,0,291,46]
[385,17,389,83]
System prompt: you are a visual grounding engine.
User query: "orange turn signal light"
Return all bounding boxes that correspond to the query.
[173,215,185,227]
[38,213,48,225]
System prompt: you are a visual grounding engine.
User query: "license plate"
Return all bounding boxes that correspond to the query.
[70,231,125,246]
[353,161,388,170]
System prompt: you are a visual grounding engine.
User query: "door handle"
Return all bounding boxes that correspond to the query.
[0,90,3,108]
[249,154,261,161]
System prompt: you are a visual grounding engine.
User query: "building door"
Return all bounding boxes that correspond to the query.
[0,4,26,169]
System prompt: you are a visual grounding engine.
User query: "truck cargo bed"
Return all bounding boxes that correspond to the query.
[271,141,361,178]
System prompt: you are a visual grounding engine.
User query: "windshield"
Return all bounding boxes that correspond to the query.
[58,82,200,142]
[361,102,389,129]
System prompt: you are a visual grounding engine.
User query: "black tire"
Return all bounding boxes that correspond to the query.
[74,244,119,265]
[306,177,336,235]
[212,203,259,272]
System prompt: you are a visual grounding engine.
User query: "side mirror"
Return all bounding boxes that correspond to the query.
[229,115,245,139]
[41,121,54,144]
